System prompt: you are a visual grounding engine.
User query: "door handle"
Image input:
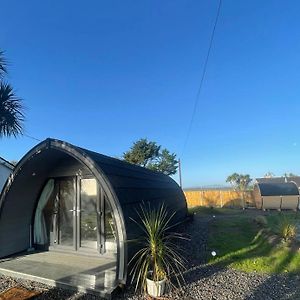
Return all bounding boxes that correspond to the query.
[68,209,84,213]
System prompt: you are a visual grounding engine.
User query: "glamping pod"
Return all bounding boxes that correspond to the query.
[0,138,187,297]
[253,182,300,210]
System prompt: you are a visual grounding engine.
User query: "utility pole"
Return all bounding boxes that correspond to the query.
[178,158,183,188]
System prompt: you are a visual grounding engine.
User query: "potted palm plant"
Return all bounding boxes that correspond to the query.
[130,204,186,298]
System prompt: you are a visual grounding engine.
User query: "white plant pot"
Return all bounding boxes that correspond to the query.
[146,277,166,298]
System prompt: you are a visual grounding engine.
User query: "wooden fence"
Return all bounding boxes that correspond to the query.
[184,189,255,208]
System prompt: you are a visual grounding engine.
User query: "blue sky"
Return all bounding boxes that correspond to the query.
[1,1,300,188]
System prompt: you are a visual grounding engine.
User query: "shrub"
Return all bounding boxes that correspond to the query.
[254,215,268,227]
[277,216,297,242]
[129,204,186,292]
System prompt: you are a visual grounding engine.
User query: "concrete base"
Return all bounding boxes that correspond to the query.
[0,251,117,299]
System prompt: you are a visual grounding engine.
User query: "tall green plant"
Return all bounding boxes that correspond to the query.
[129,204,186,292]
[276,215,297,242]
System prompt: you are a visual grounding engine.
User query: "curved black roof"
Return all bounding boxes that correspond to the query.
[0,138,187,217]
[76,142,188,234]
[256,177,286,184]
[256,182,299,196]
[256,176,300,188]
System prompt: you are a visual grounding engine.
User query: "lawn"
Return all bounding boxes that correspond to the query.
[194,207,300,274]
[189,206,242,216]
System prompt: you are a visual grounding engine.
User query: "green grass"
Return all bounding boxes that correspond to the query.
[207,211,300,274]
[188,206,242,216]
[266,212,300,234]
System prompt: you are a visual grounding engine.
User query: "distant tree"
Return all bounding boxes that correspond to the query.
[148,149,178,175]
[123,139,160,167]
[284,172,297,177]
[123,138,178,175]
[226,173,252,191]
[226,173,239,188]
[238,174,252,191]
[264,171,275,178]
[0,50,25,138]
[226,173,252,209]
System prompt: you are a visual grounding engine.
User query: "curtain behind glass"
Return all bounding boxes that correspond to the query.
[34,179,54,245]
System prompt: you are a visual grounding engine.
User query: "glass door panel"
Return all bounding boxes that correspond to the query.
[58,179,75,247]
[104,198,117,254]
[48,176,116,255]
[80,178,98,250]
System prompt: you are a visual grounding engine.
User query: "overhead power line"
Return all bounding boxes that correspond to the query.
[181,0,222,156]
[23,133,42,142]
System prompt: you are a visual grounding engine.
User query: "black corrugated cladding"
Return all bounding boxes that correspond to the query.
[0,138,188,285]
[81,147,187,238]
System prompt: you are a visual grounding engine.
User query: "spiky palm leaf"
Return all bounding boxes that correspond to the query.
[129,204,187,293]
[0,50,7,78]
[0,82,25,137]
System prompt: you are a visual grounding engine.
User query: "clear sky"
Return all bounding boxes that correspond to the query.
[1,1,300,188]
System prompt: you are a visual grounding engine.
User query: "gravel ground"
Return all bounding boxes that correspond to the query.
[1,212,300,300]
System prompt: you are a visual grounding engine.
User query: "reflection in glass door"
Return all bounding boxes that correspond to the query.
[79,178,98,250]
[104,197,117,254]
[56,178,75,248]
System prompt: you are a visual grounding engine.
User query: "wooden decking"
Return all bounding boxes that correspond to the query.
[0,251,117,299]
